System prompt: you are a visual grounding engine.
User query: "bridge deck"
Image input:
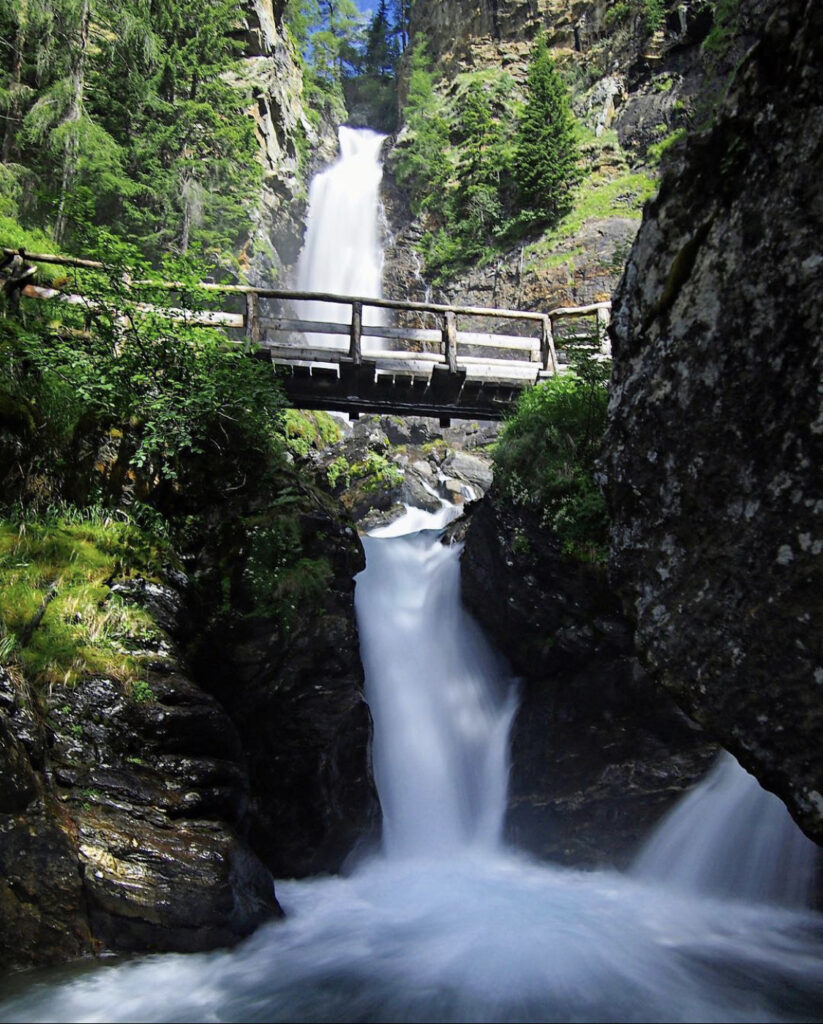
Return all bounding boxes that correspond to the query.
[2,247,611,421]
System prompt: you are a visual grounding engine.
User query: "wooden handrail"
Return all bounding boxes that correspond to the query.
[3,246,611,389]
[2,246,610,325]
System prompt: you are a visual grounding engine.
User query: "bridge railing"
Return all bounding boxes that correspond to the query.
[2,247,611,386]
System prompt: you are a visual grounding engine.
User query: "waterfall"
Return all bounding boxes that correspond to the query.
[356,510,517,858]
[294,126,386,345]
[3,132,823,1024]
[634,751,819,906]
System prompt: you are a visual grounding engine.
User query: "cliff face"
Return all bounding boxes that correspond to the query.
[235,0,338,284]
[0,577,279,969]
[603,0,823,841]
[383,0,716,312]
[460,495,715,867]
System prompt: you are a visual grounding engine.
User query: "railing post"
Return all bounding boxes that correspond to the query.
[349,300,363,364]
[596,305,611,355]
[246,291,261,346]
[442,310,458,374]
[541,315,558,374]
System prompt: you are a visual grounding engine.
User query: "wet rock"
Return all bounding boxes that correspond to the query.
[0,595,281,969]
[190,499,380,879]
[461,494,715,868]
[441,450,494,493]
[603,0,823,842]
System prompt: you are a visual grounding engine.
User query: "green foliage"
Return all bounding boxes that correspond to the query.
[326,455,351,489]
[391,40,451,218]
[512,34,581,230]
[702,0,742,55]
[282,409,342,458]
[130,678,154,702]
[0,243,287,505]
[393,44,520,280]
[493,350,611,562]
[395,35,583,281]
[0,0,262,261]
[605,0,666,35]
[0,517,172,687]
[349,451,403,491]
[241,504,333,631]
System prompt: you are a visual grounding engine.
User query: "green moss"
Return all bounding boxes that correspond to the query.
[526,170,657,271]
[0,518,172,688]
[647,127,687,166]
[282,409,342,458]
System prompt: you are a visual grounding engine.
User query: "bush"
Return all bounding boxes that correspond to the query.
[493,349,610,562]
[0,241,288,506]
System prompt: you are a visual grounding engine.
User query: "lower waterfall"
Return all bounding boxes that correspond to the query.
[1,509,821,1023]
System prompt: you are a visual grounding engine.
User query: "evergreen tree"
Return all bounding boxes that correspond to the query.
[364,0,398,77]
[513,34,580,225]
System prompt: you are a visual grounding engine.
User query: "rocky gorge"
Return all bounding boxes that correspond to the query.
[0,0,820,984]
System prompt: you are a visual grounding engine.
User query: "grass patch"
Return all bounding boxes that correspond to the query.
[0,518,172,689]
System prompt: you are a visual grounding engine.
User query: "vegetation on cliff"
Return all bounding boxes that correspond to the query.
[493,348,610,563]
[391,34,582,280]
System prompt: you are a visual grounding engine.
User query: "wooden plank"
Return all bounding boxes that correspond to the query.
[259,317,351,336]
[265,345,348,363]
[370,349,442,363]
[246,292,261,344]
[549,302,611,318]
[20,284,245,327]
[361,324,441,344]
[443,311,458,374]
[455,331,539,353]
[462,362,539,380]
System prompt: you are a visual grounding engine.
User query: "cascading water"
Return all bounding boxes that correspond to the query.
[2,130,823,1024]
[634,751,819,907]
[357,507,517,858]
[294,126,386,345]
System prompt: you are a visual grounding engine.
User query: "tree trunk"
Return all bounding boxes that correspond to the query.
[54,0,91,243]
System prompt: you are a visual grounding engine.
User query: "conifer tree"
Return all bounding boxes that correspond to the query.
[513,34,580,225]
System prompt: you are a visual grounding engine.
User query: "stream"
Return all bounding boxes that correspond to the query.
[0,507,821,1023]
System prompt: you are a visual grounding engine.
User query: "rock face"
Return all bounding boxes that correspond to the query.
[190,496,380,878]
[234,0,338,285]
[0,581,280,969]
[603,0,823,841]
[308,414,497,530]
[461,494,715,867]
[383,0,716,313]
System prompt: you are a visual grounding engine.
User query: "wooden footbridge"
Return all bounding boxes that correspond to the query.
[2,247,611,422]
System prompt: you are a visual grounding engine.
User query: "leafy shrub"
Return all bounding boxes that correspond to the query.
[0,242,288,506]
[493,350,610,562]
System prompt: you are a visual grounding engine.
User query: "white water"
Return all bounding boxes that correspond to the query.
[358,507,517,857]
[294,126,386,346]
[634,751,819,907]
[2,129,822,1023]
[2,508,822,1023]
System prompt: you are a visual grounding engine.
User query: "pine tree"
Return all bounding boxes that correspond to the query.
[513,34,580,226]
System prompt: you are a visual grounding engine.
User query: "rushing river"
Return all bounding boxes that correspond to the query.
[1,505,821,1023]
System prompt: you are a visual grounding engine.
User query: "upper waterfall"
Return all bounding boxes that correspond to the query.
[294,126,386,342]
